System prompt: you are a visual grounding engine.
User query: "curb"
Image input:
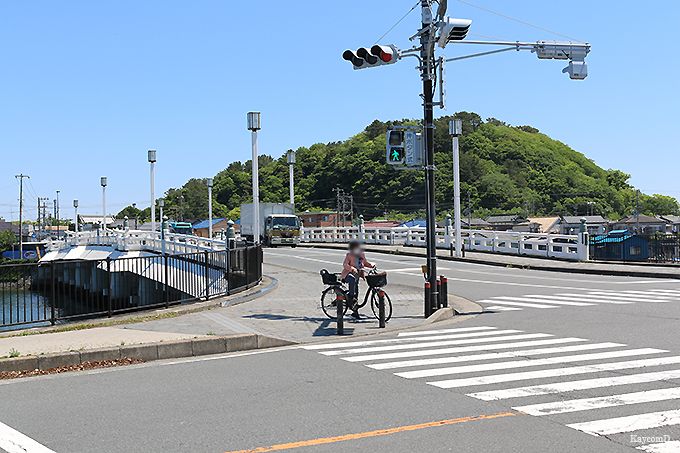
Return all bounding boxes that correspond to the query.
[0,334,296,373]
[301,243,680,280]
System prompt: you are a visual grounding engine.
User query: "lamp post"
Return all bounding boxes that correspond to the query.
[55,190,60,237]
[148,149,157,233]
[247,112,261,244]
[132,202,138,229]
[158,199,165,235]
[73,199,79,233]
[287,149,296,206]
[449,118,463,257]
[206,178,214,239]
[100,177,108,231]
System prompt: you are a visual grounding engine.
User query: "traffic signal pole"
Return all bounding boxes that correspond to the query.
[420,0,439,316]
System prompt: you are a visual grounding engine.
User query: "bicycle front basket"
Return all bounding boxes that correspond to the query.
[366,272,387,288]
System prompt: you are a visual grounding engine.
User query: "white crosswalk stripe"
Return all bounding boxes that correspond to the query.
[479,288,680,312]
[305,325,680,450]
[637,440,680,452]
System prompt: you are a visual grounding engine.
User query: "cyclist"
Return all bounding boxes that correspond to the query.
[341,240,375,319]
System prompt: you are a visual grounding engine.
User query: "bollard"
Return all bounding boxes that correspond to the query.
[436,278,443,310]
[440,276,448,308]
[378,290,386,328]
[336,290,344,335]
[424,282,432,318]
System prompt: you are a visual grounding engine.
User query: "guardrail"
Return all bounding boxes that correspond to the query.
[0,245,262,331]
[301,226,589,261]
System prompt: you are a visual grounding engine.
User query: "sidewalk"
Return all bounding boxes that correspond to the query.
[301,243,680,279]
[0,262,476,369]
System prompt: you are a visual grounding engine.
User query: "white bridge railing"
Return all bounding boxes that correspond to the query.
[301,226,589,261]
[48,229,231,255]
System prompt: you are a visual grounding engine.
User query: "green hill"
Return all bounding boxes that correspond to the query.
[118,112,679,222]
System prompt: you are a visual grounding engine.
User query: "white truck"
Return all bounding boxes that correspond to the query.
[240,203,301,247]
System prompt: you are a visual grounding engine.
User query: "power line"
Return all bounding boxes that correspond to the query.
[455,0,585,42]
[374,1,420,44]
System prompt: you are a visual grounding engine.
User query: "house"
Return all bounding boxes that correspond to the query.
[193,218,230,238]
[591,230,650,261]
[660,215,680,233]
[0,218,19,235]
[485,215,528,231]
[558,215,609,235]
[611,215,668,234]
[298,211,344,228]
[362,220,401,229]
[461,218,491,230]
[523,216,560,233]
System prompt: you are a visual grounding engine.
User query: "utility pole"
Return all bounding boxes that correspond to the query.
[55,190,60,237]
[207,178,214,239]
[420,0,439,312]
[15,174,29,258]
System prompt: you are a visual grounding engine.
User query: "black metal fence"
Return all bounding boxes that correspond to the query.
[0,245,262,330]
[590,234,680,263]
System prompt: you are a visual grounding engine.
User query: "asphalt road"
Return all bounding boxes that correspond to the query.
[2,248,680,453]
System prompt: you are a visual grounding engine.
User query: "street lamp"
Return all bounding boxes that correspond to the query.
[206,178,214,239]
[449,118,463,258]
[132,202,138,229]
[287,149,296,206]
[55,190,60,237]
[158,199,165,234]
[100,177,108,231]
[148,149,157,234]
[247,112,261,244]
[73,199,79,234]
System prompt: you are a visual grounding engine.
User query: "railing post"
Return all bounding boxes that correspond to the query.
[106,257,112,318]
[50,262,56,325]
[204,251,210,300]
[163,254,169,308]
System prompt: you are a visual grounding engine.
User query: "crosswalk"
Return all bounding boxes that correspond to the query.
[480,288,680,312]
[303,326,680,451]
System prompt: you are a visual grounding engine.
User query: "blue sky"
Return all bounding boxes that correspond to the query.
[1,0,678,220]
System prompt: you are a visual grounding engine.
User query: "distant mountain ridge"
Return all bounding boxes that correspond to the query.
[118,112,679,222]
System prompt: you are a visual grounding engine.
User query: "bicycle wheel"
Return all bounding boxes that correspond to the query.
[370,289,393,322]
[320,286,349,319]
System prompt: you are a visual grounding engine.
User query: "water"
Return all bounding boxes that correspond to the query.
[0,289,52,331]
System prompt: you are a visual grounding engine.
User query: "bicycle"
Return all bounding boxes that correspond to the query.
[319,267,393,322]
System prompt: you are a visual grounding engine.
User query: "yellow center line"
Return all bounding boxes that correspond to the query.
[225,411,517,453]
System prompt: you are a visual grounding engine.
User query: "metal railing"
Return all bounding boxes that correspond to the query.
[300,226,589,261]
[0,245,262,330]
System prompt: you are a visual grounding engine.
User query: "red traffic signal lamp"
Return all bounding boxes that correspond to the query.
[342,44,399,70]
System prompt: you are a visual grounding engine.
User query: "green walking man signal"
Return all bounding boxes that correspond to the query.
[386,128,423,169]
[389,147,405,163]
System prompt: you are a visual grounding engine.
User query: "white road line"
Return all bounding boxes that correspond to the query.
[301,329,514,351]
[567,409,680,436]
[468,368,680,401]
[395,348,664,379]
[514,387,680,416]
[550,294,633,305]
[343,338,586,363]
[585,292,673,302]
[477,299,557,309]
[397,326,496,337]
[617,290,680,299]
[367,342,624,370]
[320,333,549,356]
[493,296,594,307]
[485,306,523,312]
[0,420,55,453]
[637,440,680,452]
[429,356,680,389]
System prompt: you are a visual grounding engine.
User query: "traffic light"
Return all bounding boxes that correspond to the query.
[437,17,472,48]
[342,45,399,70]
[387,130,405,165]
